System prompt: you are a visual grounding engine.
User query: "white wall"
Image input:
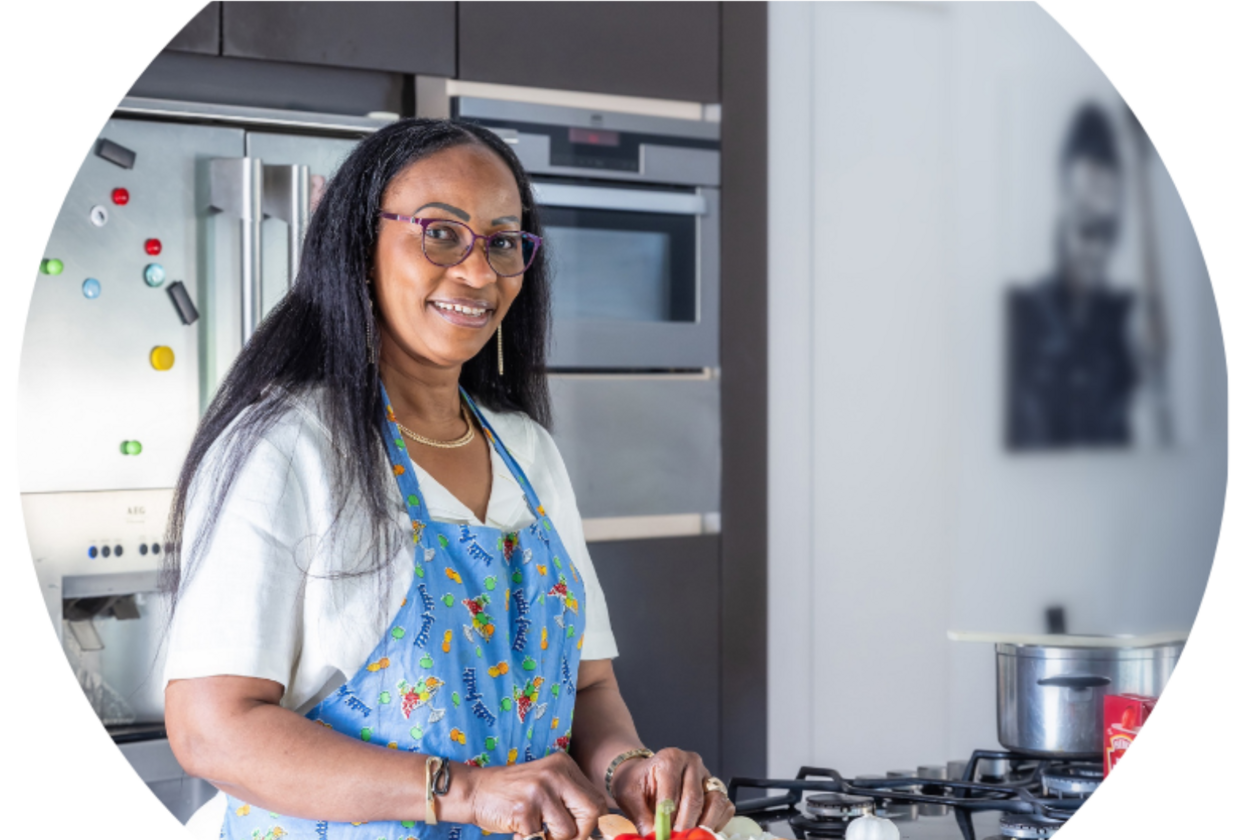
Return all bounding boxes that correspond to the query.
[767,1,1227,778]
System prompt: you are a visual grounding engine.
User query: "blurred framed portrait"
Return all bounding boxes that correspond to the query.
[1001,89,1205,451]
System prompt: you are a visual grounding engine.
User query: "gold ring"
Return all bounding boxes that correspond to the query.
[703,776,728,796]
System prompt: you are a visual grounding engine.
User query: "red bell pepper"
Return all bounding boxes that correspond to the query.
[612,803,719,840]
[612,829,719,840]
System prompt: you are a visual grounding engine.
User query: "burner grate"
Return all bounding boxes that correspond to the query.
[728,753,1089,840]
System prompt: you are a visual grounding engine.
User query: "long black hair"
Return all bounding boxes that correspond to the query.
[161,118,551,617]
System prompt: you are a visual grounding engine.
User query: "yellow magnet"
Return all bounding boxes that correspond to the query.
[150,345,175,371]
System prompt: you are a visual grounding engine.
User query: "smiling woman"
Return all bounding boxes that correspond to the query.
[158,118,732,840]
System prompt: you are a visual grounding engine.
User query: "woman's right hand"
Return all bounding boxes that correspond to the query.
[463,751,608,840]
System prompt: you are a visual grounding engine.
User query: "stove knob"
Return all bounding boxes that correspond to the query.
[144,263,166,288]
[90,205,109,227]
[111,187,130,205]
[145,238,162,256]
[40,258,64,275]
[150,345,175,371]
[82,278,101,299]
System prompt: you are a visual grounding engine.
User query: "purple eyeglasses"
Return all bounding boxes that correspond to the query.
[379,213,542,278]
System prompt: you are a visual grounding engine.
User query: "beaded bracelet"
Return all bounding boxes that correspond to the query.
[605,748,654,799]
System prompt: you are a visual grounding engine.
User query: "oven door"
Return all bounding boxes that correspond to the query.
[534,182,720,370]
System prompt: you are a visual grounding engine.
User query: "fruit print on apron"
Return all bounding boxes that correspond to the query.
[220,388,588,840]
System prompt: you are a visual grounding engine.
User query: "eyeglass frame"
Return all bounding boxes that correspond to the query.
[378,212,543,278]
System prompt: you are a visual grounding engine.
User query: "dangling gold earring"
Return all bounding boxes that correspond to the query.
[365,287,377,366]
[496,320,504,377]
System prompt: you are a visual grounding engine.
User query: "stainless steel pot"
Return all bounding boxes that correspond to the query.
[996,641,1183,757]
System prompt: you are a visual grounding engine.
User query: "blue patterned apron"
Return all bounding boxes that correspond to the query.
[221,387,588,840]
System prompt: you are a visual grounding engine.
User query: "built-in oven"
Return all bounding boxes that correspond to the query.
[453,96,721,370]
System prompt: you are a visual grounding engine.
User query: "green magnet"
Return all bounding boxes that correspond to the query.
[120,440,143,456]
[40,258,64,275]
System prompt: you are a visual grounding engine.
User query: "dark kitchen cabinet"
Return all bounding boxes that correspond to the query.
[459,2,721,102]
[589,535,722,774]
[221,1,455,77]
[167,2,221,55]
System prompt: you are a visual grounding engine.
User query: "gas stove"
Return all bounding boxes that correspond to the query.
[728,751,1102,840]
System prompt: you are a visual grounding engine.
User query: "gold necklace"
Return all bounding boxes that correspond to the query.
[395,402,476,449]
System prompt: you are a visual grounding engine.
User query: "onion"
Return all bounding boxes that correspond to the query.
[720,817,765,840]
[844,814,900,840]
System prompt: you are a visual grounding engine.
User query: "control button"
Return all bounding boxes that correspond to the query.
[114,545,123,557]
[88,546,98,559]
[111,187,130,205]
[145,238,162,256]
[120,440,143,456]
[90,205,109,227]
[144,263,165,288]
[40,258,64,275]
[152,543,162,555]
[150,345,175,371]
[101,546,111,558]
[82,278,101,299]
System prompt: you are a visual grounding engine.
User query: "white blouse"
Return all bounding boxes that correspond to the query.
[163,388,618,716]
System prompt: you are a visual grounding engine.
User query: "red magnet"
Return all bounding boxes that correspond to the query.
[111,187,130,205]
[145,238,162,256]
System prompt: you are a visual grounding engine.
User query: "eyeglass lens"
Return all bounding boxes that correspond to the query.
[423,220,536,276]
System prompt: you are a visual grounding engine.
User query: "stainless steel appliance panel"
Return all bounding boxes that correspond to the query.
[548,375,720,519]
[20,120,245,492]
[245,131,361,315]
[118,737,219,824]
[542,187,720,369]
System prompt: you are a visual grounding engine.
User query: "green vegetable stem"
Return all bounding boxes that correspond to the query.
[655,799,676,840]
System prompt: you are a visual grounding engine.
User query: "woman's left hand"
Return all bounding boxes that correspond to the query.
[609,748,735,835]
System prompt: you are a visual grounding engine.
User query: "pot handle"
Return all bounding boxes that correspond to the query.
[1037,674,1112,689]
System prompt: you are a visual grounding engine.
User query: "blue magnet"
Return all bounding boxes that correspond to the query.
[82,278,101,299]
[143,263,165,288]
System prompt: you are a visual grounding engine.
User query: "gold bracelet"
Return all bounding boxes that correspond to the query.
[605,748,654,799]
[425,756,443,825]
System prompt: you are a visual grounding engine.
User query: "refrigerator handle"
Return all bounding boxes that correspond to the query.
[262,163,312,293]
[208,157,264,345]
